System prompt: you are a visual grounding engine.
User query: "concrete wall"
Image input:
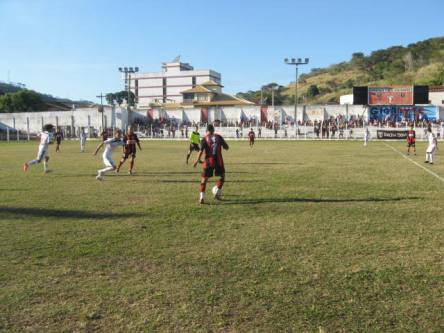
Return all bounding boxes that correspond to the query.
[0,107,129,135]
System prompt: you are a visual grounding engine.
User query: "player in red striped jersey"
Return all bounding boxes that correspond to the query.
[117,126,142,175]
[406,125,416,156]
[193,124,229,204]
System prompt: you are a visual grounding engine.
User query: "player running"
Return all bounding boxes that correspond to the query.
[186,126,200,164]
[23,124,54,173]
[248,128,255,148]
[93,130,125,180]
[193,124,229,204]
[425,126,438,165]
[406,125,416,155]
[116,126,142,175]
[54,128,63,152]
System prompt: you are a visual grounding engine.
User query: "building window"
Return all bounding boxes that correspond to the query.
[192,76,196,87]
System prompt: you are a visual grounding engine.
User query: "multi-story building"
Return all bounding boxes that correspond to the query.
[131,58,221,107]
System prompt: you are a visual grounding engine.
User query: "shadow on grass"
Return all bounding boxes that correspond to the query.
[159,179,259,183]
[0,207,142,220]
[218,196,420,205]
[226,162,289,165]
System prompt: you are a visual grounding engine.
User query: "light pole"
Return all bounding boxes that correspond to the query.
[96,92,105,132]
[118,66,139,127]
[284,57,309,137]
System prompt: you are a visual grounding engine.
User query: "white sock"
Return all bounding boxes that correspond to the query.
[28,159,38,166]
[199,192,204,200]
[98,166,115,175]
[43,161,48,172]
[430,153,434,163]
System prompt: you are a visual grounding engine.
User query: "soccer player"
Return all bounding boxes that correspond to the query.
[23,124,54,173]
[406,125,416,155]
[116,126,142,175]
[425,126,438,165]
[248,128,255,148]
[93,130,124,180]
[80,130,87,153]
[193,124,229,204]
[54,128,63,152]
[186,126,200,164]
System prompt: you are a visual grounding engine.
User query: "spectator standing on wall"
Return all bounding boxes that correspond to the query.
[258,127,262,138]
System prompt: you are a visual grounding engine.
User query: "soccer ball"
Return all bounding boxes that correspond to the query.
[212,185,221,198]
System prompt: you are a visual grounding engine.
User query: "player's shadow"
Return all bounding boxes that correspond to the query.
[159,179,258,183]
[220,196,419,205]
[136,171,251,176]
[227,162,289,165]
[0,207,142,220]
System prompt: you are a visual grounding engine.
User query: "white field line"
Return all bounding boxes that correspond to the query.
[383,142,444,184]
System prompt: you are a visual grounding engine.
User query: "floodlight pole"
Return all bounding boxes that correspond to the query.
[118,66,139,128]
[96,93,105,131]
[285,57,309,138]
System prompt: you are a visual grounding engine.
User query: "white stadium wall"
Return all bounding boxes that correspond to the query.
[0,107,128,135]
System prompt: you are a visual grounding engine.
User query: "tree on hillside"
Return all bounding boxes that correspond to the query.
[0,90,46,113]
[307,84,320,98]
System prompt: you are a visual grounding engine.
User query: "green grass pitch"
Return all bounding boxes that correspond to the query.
[1,140,443,332]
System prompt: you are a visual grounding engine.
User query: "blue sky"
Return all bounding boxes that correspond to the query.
[0,0,443,102]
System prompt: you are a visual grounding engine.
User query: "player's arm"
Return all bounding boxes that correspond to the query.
[193,139,205,167]
[93,142,104,155]
[221,137,229,150]
[136,135,142,150]
[193,150,203,168]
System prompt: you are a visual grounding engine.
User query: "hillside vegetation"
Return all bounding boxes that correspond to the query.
[238,36,444,105]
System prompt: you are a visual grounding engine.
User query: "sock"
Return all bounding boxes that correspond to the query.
[129,161,134,171]
[28,159,38,166]
[199,192,205,200]
[43,161,48,172]
[98,166,115,175]
[216,178,224,189]
[200,182,206,192]
[430,153,434,164]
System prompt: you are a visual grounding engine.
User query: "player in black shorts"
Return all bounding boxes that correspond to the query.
[193,124,229,204]
[186,126,201,164]
[54,128,63,152]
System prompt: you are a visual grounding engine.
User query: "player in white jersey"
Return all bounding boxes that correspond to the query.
[80,130,87,152]
[23,124,54,173]
[363,127,370,147]
[93,130,124,180]
[425,127,438,165]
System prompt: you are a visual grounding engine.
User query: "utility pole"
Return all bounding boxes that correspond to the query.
[284,58,309,138]
[96,93,105,132]
[118,66,139,128]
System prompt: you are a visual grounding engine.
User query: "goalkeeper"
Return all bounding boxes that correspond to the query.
[186,125,201,164]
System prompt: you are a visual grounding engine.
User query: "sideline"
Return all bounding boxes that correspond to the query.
[383,142,444,184]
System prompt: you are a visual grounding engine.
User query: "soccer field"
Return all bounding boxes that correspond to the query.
[1,140,443,332]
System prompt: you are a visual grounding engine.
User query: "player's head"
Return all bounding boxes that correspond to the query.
[127,125,133,134]
[42,124,54,132]
[206,124,215,134]
[427,126,432,133]
[410,125,414,130]
[251,128,253,131]
[115,129,122,138]
[195,126,199,132]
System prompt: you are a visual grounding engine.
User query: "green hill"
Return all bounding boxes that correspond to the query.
[237,36,444,105]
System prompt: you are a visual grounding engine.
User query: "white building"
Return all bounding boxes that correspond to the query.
[429,86,444,106]
[131,57,221,107]
[340,86,444,106]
